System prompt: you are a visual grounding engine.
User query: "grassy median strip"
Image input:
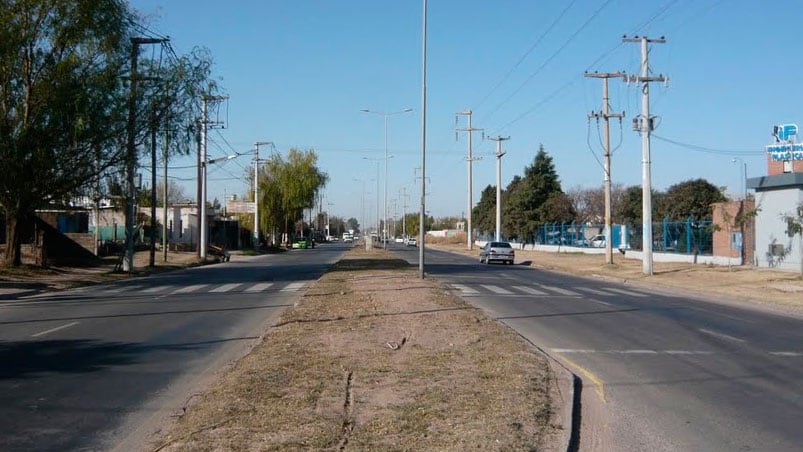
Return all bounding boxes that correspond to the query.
[153,248,560,451]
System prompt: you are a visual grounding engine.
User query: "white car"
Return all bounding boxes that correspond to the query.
[589,234,606,248]
[405,237,417,247]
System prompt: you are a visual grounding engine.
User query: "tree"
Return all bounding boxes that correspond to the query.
[613,185,666,225]
[503,145,566,240]
[659,178,726,221]
[257,148,328,243]
[0,0,135,265]
[472,185,497,238]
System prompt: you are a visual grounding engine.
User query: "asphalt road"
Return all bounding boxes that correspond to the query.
[0,243,349,451]
[394,244,803,452]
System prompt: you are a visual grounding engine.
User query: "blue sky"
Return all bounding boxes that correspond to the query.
[129,0,796,227]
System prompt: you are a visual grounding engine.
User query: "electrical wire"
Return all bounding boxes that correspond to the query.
[473,0,580,111]
[652,134,765,156]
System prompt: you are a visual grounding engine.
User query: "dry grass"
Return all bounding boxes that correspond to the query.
[152,248,562,451]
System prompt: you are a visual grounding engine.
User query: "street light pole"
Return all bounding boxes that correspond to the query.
[361,107,412,249]
[732,158,747,199]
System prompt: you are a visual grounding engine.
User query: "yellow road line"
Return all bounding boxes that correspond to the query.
[557,354,607,403]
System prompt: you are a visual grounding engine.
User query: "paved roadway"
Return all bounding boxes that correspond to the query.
[393,244,803,451]
[0,243,349,451]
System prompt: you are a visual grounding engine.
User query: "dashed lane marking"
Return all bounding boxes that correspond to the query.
[31,321,79,338]
[699,328,746,343]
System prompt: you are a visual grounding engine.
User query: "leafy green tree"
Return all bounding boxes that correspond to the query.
[472,185,497,237]
[781,203,803,275]
[659,178,725,221]
[613,185,666,225]
[0,0,135,265]
[257,148,328,243]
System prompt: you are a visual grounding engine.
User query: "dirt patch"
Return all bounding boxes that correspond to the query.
[151,248,563,451]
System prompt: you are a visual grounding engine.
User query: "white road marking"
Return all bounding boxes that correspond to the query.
[451,284,479,295]
[210,283,242,293]
[31,321,79,338]
[98,284,143,294]
[538,285,579,296]
[142,285,172,293]
[603,287,647,298]
[769,351,803,357]
[553,348,714,355]
[575,287,613,296]
[171,284,208,294]
[481,285,513,295]
[513,285,548,296]
[281,282,305,292]
[699,328,746,343]
[245,283,273,293]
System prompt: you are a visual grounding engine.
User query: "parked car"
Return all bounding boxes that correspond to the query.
[590,234,606,248]
[479,241,515,265]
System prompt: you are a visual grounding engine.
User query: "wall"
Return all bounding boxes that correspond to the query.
[754,188,803,271]
[711,199,756,265]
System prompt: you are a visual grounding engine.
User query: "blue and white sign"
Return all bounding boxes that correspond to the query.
[774,123,798,142]
[766,143,803,161]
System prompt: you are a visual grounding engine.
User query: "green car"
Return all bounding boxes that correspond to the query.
[292,238,310,249]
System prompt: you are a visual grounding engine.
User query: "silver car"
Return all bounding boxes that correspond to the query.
[479,241,515,265]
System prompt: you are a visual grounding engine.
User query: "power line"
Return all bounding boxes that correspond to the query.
[652,135,765,156]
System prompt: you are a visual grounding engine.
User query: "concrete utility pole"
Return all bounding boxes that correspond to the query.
[401,187,408,239]
[199,94,227,260]
[624,35,666,276]
[456,110,483,250]
[124,37,164,272]
[253,141,273,248]
[489,136,510,242]
[585,71,625,265]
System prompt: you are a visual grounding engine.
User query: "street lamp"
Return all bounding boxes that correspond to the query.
[361,108,413,249]
[731,157,747,199]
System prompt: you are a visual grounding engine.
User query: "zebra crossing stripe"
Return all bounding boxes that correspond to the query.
[171,284,208,294]
[603,287,647,298]
[538,285,579,296]
[281,282,305,292]
[481,285,513,295]
[245,282,273,292]
[513,285,548,296]
[451,284,479,295]
[142,285,172,293]
[210,283,242,293]
[575,287,613,296]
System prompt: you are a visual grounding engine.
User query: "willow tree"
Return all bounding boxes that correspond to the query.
[0,0,133,266]
[257,148,328,244]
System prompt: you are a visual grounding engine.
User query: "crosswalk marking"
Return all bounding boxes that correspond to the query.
[245,282,273,292]
[210,283,242,293]
[575,287,613,296]
[142,285,172,293]
[481,285,513,295]
[513,285,548,296]
[451,284,479,295]
[538,285,579,296]
[603,287,647,298]
[171,284,208,294]
[281,282,305,292]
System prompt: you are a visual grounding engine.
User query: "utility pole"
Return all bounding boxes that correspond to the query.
[456,110,483,250]
[624,35,666,276]
[162,103,169,262]
[149,100,158,267]
[419,0,427,278]
[124,37,164,273]
[253,141,273,248]
[401,187,408,240]
[199,94,227,260]
[489,136,510,242]
[585,71,625,265]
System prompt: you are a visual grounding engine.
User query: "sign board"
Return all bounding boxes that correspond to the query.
[226,200,255,214]
[765,143,803,161]
[774,123,798,142]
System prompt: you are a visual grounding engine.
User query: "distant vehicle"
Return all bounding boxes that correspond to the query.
[326,235,338,242]
[395,237,404,243]
[479,241,515,265]
[406,237,417,247]
[342,232,353,243]
[589,234,606,248]
[292,238,310,249]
